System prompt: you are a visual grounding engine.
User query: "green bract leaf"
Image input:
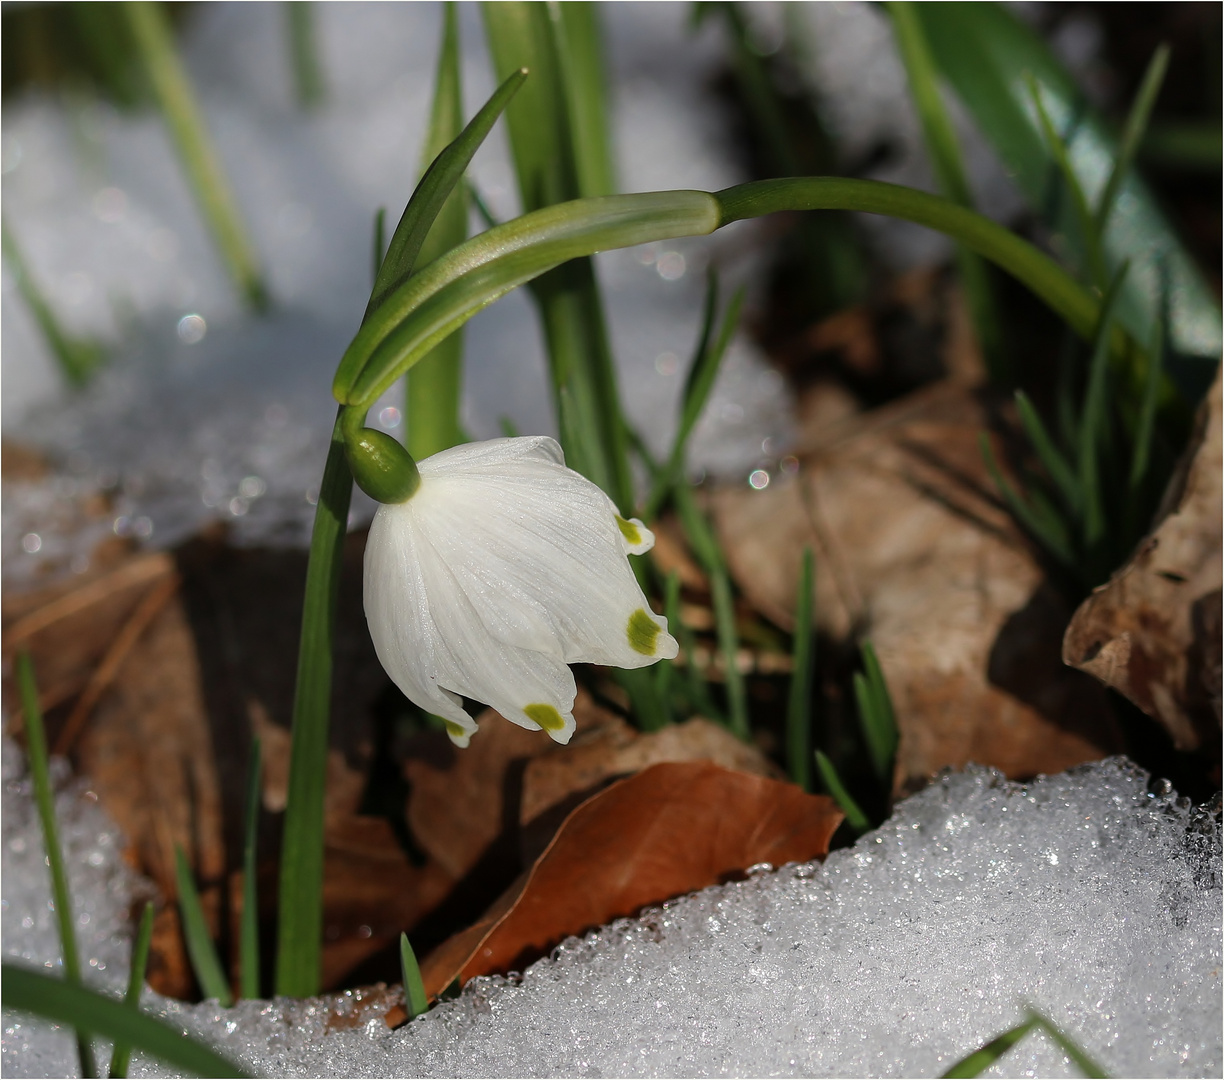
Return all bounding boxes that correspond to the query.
[367,65,527,320]
[334,191,721,407]
[2,964,249,1079]
[914,2,1221,372]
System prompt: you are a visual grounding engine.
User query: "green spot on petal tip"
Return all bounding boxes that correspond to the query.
[444,720,468,740]
[524,703,567,732]
[627,608,660,656]
[616,514,642,547]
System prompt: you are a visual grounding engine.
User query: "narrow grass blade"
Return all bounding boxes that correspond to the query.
[814,751,870,834]
[673,485,748,740]
[979,433,1076,566]
[399,933,429,1019]
[239,736,261,1001]
[16,653,97,1079]
[276,411,353,998]
[914,2,1221,367]
[1129,274,1166,495]
[857,642,898,785]
[888,0,1008,381]
[1078,264,1129,548]
[1095,44,1169,235]
[1026,74,1104,287]
[786,549,816,791]
[124,2,268,311]
[663,566,724,724]
[287,1,325,109]
[174,846,232,1006]
[1,220,104,386]
[2,964,249,1079]
[367,65,527,319]
[1029,1008,1111,1078]
[644,274,744,520]
[483,1,636,513]
[107,901,155,1079]
[652,571,682,727]
[407,1,468,460]
[1014,390,1081,514]
[941,1016,1039,1078]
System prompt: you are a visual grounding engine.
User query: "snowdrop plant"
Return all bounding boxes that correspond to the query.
[279,34,1150,997]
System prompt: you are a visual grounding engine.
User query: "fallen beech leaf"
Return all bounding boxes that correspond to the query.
[1064,366,1223,750]
[420,761,842,998]
[404,689,621,882]
[2,552,176,722]
[520,714,783,827]
[710,381,1121,794]
[76,593,223,999]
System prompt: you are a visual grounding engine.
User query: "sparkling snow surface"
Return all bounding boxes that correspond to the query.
[2,1,1039,586]
[3,736,1219,1079]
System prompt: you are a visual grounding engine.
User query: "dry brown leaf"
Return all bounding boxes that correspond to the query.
[710,380,1121,794]
[520,715,782,827]
[2,552,176,722]
[1064,366,1223,751]
[420,761,842,998]
[75,593,223,998]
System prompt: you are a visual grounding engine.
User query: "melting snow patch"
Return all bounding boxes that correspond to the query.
[2,741,1219,1078]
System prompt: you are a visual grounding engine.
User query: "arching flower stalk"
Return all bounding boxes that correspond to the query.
[362,435,678,746]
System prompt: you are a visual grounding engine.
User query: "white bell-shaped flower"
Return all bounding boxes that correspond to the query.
[363,436,679,747]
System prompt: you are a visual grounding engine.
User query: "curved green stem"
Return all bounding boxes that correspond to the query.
[716,178,1102,342]
[335,177,1134,415]
[333,191,721,406]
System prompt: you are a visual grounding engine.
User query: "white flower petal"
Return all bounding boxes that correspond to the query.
[363,435,676,746]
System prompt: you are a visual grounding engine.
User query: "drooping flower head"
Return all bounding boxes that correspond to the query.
[363,436,678,747]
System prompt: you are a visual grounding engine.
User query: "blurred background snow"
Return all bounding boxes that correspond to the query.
[1,1,1049,584]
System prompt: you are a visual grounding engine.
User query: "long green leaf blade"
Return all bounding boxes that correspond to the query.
[814,751,870,834]
[1,220,104,386]
[483,1,634,512]
[980,432,1076,566]
[857,642,898,785]
[239,736,261,1001]
[887,0,1008,380]
[174,846,232,1007]
[124,2,268,311]
[1095,44,1170,235]
[1078,264,1129,547]
[1030,1009,1111,1078]
[674,485,748,740]
[400,933,429,1020]
[16,653,97,1079]
[941,1017,1039,1078]
[1014,390,1081,513]
[786,549,816,791]
[914,2,1221,369]
[406,1,468,460]
[108,902,155,1079]
[554,2,616,197]
[275,411,353,998]
[2,964,249,1079]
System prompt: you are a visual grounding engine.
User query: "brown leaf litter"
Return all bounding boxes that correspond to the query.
[709,379,1122,796]
[1064,364,1222,753]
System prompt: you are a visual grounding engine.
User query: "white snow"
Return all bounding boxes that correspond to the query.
[2,734,1219,1079]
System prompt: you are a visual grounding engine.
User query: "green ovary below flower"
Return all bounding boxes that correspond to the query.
[363,435,679,747]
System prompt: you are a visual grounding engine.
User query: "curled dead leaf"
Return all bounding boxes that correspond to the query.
[419,761,842,999]
[710,381,1121,794]
[1064,366,1223,750]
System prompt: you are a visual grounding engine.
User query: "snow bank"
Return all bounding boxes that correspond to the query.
[3,736,1218,1078]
